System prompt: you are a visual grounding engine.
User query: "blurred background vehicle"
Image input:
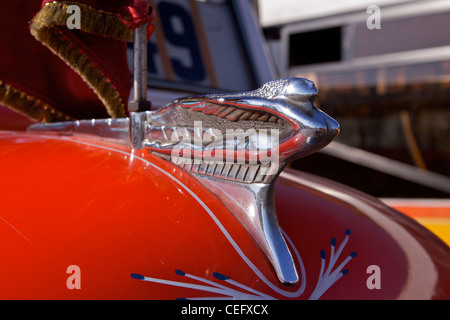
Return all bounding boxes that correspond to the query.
[259,0,450,196]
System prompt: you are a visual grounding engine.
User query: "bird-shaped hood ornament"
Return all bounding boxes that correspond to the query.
[129,77,339,286]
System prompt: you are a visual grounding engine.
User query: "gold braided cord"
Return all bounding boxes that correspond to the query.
[0,80,72,122]
[29,1,131,119]
[31,1,133,41]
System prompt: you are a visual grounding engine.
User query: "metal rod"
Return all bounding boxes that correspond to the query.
[128,24,152,112]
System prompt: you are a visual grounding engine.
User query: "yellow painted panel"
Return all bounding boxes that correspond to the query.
[416,218,450,246]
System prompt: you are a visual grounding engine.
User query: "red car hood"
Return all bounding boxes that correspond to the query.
[0,131,448,300]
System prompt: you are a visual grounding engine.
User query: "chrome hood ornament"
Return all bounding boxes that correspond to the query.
[130,77,339,285]
[28,77,339,286]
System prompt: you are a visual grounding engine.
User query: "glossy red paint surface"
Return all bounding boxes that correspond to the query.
[0,131,448,299]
